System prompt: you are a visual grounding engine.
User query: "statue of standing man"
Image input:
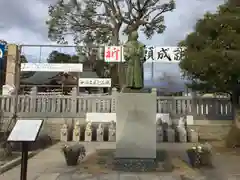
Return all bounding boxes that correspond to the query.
[123,31,146,90]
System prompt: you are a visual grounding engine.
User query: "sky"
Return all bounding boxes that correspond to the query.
[0,0,226,90]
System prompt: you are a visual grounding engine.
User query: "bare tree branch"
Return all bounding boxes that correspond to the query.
[122,0,175,36]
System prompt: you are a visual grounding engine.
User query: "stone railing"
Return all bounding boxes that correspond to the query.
[0,87,233,120]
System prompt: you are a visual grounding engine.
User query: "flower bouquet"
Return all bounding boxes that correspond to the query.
[61,144,85,166]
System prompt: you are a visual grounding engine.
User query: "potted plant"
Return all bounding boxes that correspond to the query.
[61,144,86,166]
[187,143,213,168]
[186,145,202,168]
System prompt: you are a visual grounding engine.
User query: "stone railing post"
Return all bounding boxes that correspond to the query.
[91,97,97,112]
[111,87,118,112]
[6,44,20,114]
[30,86,37,113]
[191,91,197,119]
[71,87,78,114]
[151,88,157,113]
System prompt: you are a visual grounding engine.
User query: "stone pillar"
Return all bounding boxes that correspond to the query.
[191,91,197,122]
[156,126,163,143]
[108,121,116,141]
[60,124,69,142]
[166,128,175,142]
[84,122,92,142]
[72,121,81,142]
[71,87,78,114]
[5,44,20,90]
[30,86,37,112]
[96,123,104,142]
[176,118,187,142]
[156,118,163,142]
[110,88,118,112]
[187,129,198,142]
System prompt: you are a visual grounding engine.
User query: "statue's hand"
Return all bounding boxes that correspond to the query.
[124,56,130,62]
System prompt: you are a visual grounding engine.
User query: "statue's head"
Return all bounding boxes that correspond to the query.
[129,31,138,41]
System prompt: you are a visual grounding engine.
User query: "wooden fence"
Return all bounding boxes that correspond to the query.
[0,87,233,120]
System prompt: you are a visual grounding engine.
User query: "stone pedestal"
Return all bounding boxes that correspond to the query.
[156,126,163,142]
[60,124,69,142]
[97,123,104,142]
[166,128,175,142]
[177,126,187,142]
[187,129,198,142]
[113,158,157,172]
[72,122,81,142]
[115,92,156,159]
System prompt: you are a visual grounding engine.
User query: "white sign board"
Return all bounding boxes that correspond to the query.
[145,46,186,63]
[21,63,83,72]
[86,113,173,123]
[186,115,194,125]
[104,46,124,62]
[8,120,43,142]
[78,78,111,87]
[104,46,185,63]
[86,113,116,123]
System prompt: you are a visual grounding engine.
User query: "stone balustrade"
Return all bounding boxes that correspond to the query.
[0,86,233,120]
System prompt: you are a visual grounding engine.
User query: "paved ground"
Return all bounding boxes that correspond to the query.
[0,142,240,180]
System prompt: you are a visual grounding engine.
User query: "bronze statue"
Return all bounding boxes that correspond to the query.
[124,31,145,89]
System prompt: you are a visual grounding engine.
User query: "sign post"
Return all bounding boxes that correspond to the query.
[7,120,43,180]
[0,43,6,60]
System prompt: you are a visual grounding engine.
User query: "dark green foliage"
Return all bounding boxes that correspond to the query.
[47,50,81,63]
[179,0,240,95]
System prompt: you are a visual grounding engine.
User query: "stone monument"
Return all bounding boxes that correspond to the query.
[114,31,157,171]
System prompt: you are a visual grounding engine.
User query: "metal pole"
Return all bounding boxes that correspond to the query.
[19,44,105,48]
[20,142,28,180]
[151,61,154,80]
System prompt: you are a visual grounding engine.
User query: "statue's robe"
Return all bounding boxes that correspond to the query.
[124,41,145,89]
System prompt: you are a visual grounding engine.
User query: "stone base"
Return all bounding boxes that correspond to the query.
[113,158,157,172]
[116,93,156,158]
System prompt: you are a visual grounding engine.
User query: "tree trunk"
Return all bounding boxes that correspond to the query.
[231,87,240,128]
[110,25,123,90]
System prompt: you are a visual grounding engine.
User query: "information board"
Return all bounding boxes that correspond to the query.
[8,120,43,142]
